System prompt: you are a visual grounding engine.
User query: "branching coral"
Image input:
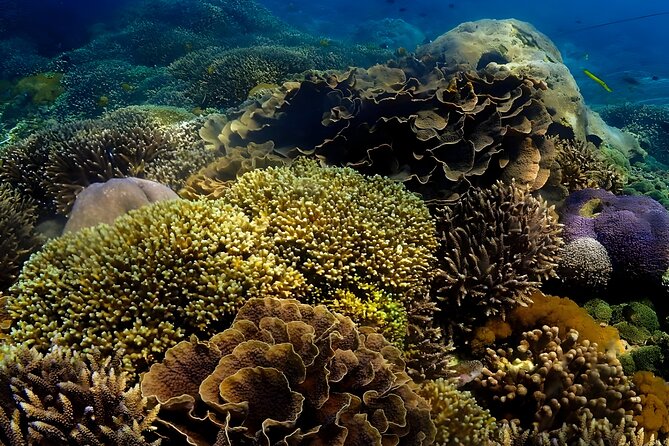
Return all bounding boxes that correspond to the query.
[470,326,641,434]
[197,62,555,203]
[0,184,43,291]
[141,297,436,445]
[433,180,563,333]
[0,344,160,445]
[6,199,306,372]
[418,378,496,445]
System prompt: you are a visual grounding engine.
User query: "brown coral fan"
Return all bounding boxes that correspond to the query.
[554,137,626,194]
[0,344,160,445]
[0,184,43,291]
[418,378,496,445]
[141,297,436,445]
[433,180,563,333]
[470,326,641,434]
[197,62,555,203]
[6,199,306,373]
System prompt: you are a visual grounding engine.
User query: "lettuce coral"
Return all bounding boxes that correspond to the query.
[141,297,436,445]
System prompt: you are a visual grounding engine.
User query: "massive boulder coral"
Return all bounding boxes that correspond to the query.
[141,297,436,446]
[0,184,43,291]
[0,344,160,445]
[196,62,555,202]
[433,180,563,333]
[470,326,640,436]
[6,199,306,372]
[560,188,669,295]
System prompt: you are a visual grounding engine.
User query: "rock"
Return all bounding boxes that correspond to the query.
[64,177,179,234]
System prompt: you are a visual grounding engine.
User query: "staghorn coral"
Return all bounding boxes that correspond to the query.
[432,180,563,333]
[6,199,306,373]
[470,326,641,434]
[553,137,626,194]
[141,297,436,445]
[418,378,496,445]
[0,344,160,445]
[198,63,555,203]
[0,184,43,291]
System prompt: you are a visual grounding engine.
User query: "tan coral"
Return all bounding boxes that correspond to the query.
[141,297,436,446]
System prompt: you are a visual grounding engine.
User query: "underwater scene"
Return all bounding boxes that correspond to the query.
[1,0,669,444]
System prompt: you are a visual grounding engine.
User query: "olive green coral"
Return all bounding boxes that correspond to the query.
[141,297,436,445]
[6,199,306,372]
[0,344,160,445]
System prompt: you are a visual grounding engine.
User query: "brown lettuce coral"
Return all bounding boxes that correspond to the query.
[432,180,563,333]
[470,326,641,434]
[141,297,436,445]
[194,62,555,203]
[0,344,160,445]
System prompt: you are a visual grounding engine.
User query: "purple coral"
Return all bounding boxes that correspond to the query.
[560,188,669,289]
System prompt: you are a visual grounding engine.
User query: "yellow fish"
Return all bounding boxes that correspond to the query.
[583,69,612,92]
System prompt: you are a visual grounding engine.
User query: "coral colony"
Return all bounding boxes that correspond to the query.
[2,3,669,445]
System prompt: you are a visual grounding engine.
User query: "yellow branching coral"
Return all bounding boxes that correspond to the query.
[418,378,496,445]
[6,199,306,372]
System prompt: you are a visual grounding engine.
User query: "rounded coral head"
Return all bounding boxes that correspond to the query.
[141,297,437,445]
[560,188,669,292]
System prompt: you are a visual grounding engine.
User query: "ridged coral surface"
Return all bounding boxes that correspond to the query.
[141,297,436,445]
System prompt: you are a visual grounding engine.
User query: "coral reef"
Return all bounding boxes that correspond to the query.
[0,344,160,445]
[63,177,179,234]
[432,181,562,332]
[6,199,306,372]
[0,184,43,291]
[555,236,613,295]
[633,371,669,440]
[141,297,436,445]
[560,188,669,296]
[418,378,495,445]
[199,63,555,202]
[470,326,641,434]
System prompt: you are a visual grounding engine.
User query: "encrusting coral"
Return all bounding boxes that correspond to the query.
[6,199,306,373]
[433,180,563,333]
[195,62,555,203]
[0,344,160,445]
[141,297,436,445]
[469,326,641,435]
[0,184,43,292]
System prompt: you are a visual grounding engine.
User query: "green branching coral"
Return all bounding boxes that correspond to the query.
[0,184,43,291]
[418,378,496,445]
[0,344,160,445]
[6,199,306,372]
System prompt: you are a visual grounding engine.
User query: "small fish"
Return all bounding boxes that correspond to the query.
[652,75,660,81]
[319,38,331,47]
[449,3,456,8]
[583,69,613,92]
[621,76,640,86]
[399,7,407,12]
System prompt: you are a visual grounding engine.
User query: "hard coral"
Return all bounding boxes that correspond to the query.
[0,344,160,445]
[633,371,669,440]
[470,326,640,434]
[418,378,495,445]
[6,199,306,373]
[0,184,43,291]
[198,62,555,203]
[560,188,669,295]
[141,297,436,446]
[433,181,563,332]
[555,236,613,295]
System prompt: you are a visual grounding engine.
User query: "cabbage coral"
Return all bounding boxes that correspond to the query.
[141,297,436,445]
